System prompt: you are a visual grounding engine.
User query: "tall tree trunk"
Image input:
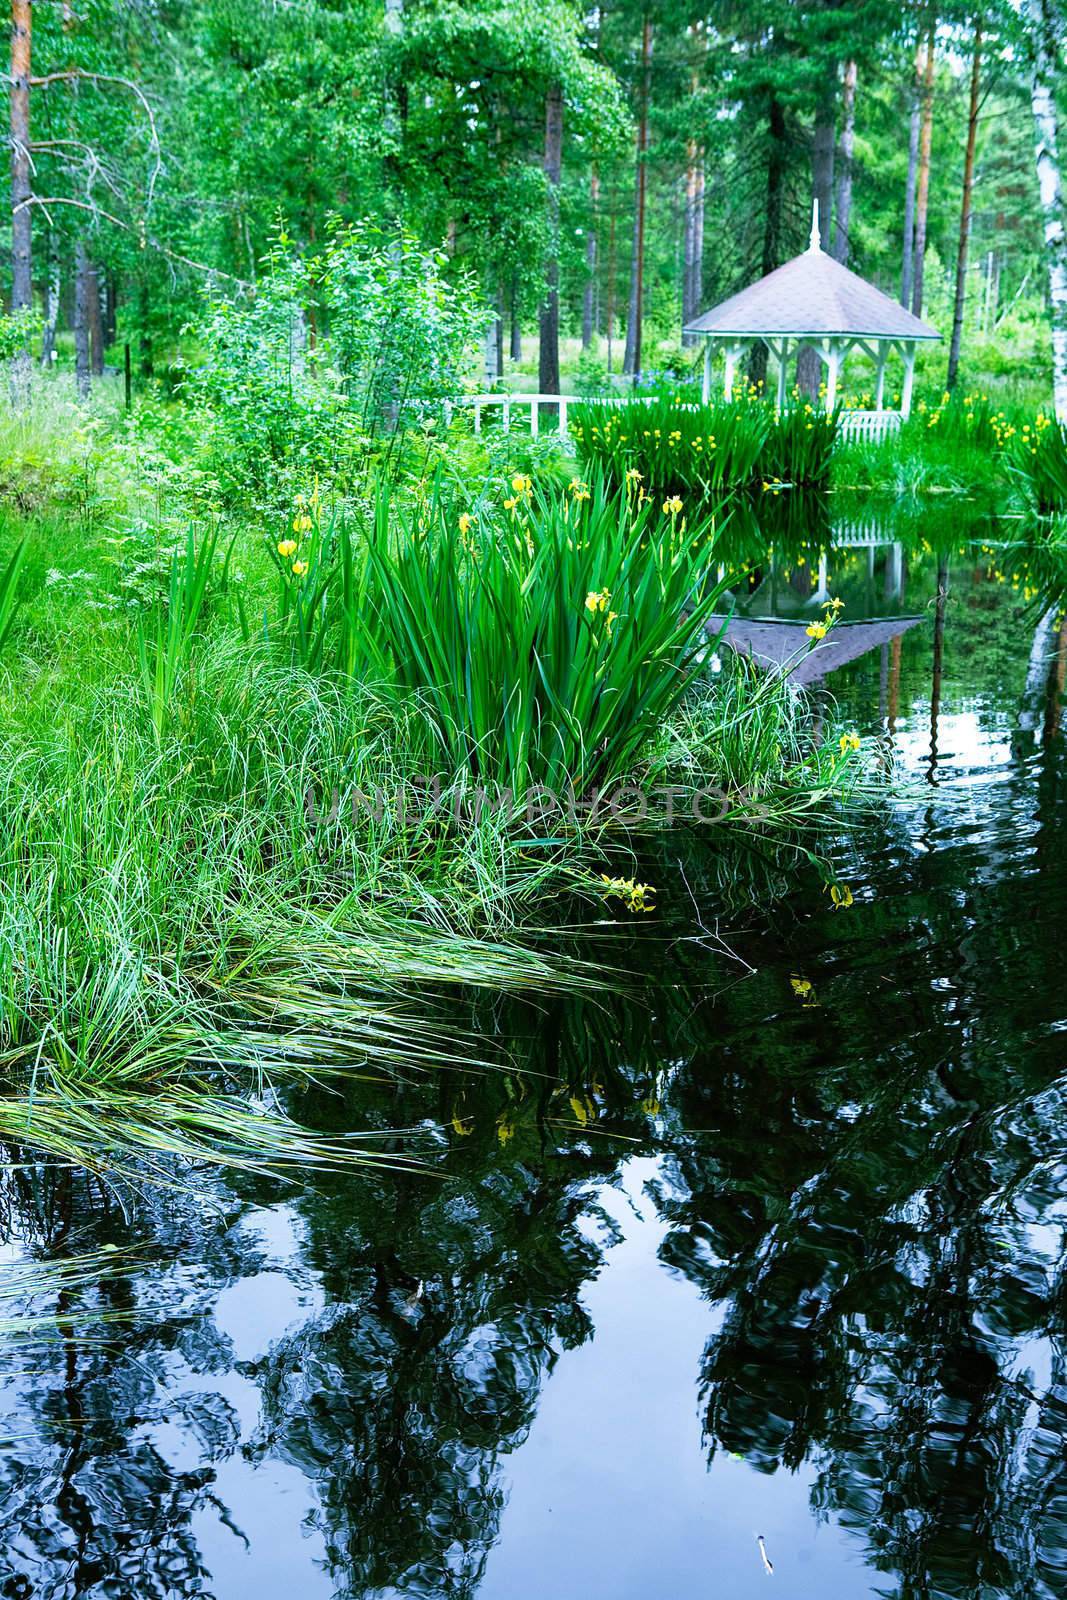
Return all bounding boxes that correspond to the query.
[88,257,104,375]
[582,169,599,350]
[901,39,923,306]
[693,156,705,310]
[138,277,154,379]
[538,81,563,396]
[605,198,617,373]
[947,18,983,390]
[10,0,33,400]
[623,17,653,378]
[1024,0,1067,419]
[798,87,836,396]
[833,59,857,263]
[104,271,118,346]
[509,277,521,363]
[682,137,704,341]
[74,241,92,399]
[10,0,31,312]
[682,27,706,345]
[912,18,937,318]
[749,94,787,387]
[40,233,60,367]
[494,287,504,380]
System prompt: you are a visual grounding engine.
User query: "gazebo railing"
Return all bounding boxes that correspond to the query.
[837,409,903,443]
[445,393,573,438]
[441,394,904,446]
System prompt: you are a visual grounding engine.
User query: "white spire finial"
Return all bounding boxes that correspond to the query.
[809,198,822,252]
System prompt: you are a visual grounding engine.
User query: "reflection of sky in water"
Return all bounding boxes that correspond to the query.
[483,1159,868,1600]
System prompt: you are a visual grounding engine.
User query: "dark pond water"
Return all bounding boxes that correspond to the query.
[2,498,1066,1599]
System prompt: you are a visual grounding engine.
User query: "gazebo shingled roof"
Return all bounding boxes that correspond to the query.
[684,251,939,343]
[684,206,940,416]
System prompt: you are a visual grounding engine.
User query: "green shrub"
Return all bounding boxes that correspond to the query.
[187,222,490,505]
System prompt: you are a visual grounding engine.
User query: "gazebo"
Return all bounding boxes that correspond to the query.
[684,205,940,420]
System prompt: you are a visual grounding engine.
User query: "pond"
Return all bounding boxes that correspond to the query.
[1,496,1065,1599]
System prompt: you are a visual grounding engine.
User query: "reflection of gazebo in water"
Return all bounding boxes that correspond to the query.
[710,503,924,686]
[684,205,940,421]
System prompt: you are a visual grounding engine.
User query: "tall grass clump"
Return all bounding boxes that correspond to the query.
[1009,411,1067,513]
[761,404,839,487]
[137,524,220,735]
[571,394,769,496]
[284,474,730,799]
[0,536,26,655]
[0,645,589,1180]
[571,392,839,499]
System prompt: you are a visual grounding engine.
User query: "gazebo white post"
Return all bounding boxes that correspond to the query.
[875,344,888,411]
[900,342,917,418]
[824,339,842,412]
[702,339,713,405]
[723,344,739,401]
[775,339,789,410]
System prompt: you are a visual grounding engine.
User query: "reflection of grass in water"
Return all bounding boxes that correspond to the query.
[0,1247,141,1361]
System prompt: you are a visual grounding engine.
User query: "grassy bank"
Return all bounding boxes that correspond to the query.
[0,392,865,1182]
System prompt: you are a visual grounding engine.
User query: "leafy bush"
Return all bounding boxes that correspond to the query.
[317,219,489,427]
[192,259,360,504]
[188,222,490,504]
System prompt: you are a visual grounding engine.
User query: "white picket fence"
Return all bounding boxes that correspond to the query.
[446,392,572,437]
[837,409,903,443]
[444,392,904,444]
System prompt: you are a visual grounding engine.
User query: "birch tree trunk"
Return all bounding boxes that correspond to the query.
[623,17,653,378]
[833,59,857,264]
[1024,0,1067,419]
[901,38,924,307]
[40,233,60,367]
[582,170,599,350]
[682,30,706,345]
[10,1,31,314]
[74,241,92,399]
[912,19,937,318]
[947,19,983,390]
[537,81,563,397]
[682,139,705,342]
[10,0,33,402]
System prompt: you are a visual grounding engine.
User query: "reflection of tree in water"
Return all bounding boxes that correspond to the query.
[249,1126,615,1597]
[655,762,1067,1598]
[0,1051,642,1599]
[0,1159,264,1598]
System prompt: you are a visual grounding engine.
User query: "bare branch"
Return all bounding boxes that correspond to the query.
[13,195,247,284]
[24,68,162,212]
